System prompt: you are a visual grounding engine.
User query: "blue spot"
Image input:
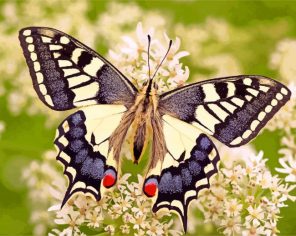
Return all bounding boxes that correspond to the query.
[71,113,83,125]
[75,148,88,163]
[70,139,84,152]
[52,93,69,108]
[81,158,92,176]
[199,136,212,151]
[70,127,84,138]
[192,149,207,161]
[81,158,104,179]
[159,172,174,194]
[90,159,104,179]
[181,168,192,186]
[188,161,201,176]
[173,175,183,193]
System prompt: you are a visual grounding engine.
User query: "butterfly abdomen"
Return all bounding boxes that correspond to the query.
[132,122,147,163]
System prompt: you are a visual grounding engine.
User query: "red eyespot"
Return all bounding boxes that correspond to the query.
[143,178,158,197]
[103,169,117,188]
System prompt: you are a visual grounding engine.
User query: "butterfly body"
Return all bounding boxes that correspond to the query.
[19,26,291,232]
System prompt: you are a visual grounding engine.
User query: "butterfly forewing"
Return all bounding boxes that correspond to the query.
[159,75,291,147]
[19,27,137,110]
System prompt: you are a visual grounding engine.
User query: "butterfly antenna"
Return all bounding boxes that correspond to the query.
[147,35,152,80]
[151,39,173,80]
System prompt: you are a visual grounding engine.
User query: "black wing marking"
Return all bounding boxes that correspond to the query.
[158,75,291,147]
[54,105,126,205]
[144,115,220,232]
[19,27,137,110]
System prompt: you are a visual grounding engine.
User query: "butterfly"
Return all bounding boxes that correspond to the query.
[19,27,291,232]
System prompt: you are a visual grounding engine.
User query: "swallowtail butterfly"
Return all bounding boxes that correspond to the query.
[19,27,291,232]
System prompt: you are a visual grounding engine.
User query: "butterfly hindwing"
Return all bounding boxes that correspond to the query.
[54,105,126,205]
[159,75,291,147]
[19,27,137,110]
[144,115,220,232]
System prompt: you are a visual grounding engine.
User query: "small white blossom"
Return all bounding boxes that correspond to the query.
[104,225,115,235]
[109,22,189,92]
[243,220,266,236]
[220,216,241,235]
[120,224,130,234]
[224,199,243,217]
[196,148,295,235]
[246,206,265,225]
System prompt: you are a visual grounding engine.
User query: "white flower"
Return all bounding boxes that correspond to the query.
[220,215,241,235]
[85,208,102,228]
[146,219,164,236]
[276,156,296,182]
[245,206,265,225]
[243,220,266,236]
[55,207,84,229]
[120,224,130,234]
[264,220,280,236]
[130,213,147,230]
[122,212,134,224]
[224,199,243,217]
[108,22,189,92]
[276,184,296,202]
[257,171,273,189]
[104,225,115,235]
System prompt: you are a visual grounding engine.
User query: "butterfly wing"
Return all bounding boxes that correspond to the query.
[144,115,220,232]
[54,104,127,206]
[19,27,137,110]
[158,75,291,147]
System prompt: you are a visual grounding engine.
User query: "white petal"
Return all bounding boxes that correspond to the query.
[122,36,138,49]
[174,51,190,60]
[286,174,296,182]
[275,167,292,174]
[288,156,296,169]
[48,204,61,211]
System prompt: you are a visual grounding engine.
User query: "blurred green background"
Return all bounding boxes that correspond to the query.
[0,0,296,235]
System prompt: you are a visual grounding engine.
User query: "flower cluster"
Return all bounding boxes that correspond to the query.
[22,150,66,235]
[194,149,296,236]
[50,174,182,236]
[109,22,189,92]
